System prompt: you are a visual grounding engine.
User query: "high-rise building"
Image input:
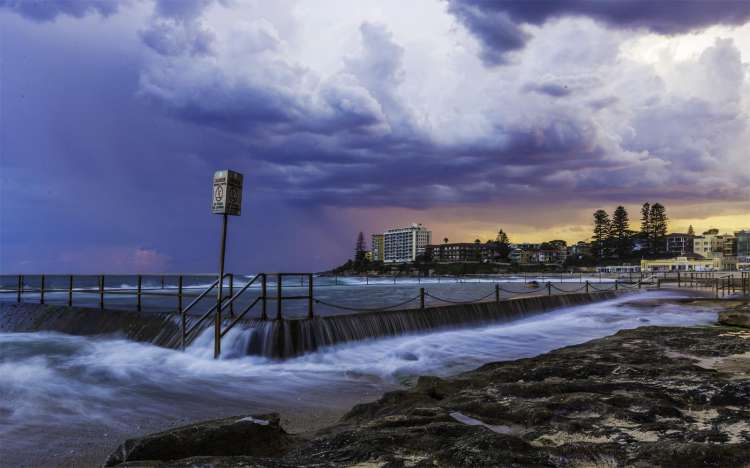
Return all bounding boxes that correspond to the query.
[371,234,384,262]
[383,223,431,263]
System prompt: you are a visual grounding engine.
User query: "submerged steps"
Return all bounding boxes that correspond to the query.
[2,291,622,358]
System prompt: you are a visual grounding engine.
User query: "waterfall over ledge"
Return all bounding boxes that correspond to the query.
[1,291,622,359]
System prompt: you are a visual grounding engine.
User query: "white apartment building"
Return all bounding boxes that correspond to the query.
[693,229,720,258]
[383,223,432,263]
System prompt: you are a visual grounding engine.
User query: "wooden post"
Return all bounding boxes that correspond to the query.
[495,284,500,302]
[307,273,314,319]
[99,275,105,309]
[68,275,73,306]
[177,275,183,313]
[136,274,142,312]
[40,275,45,305]
[276,274,282,320]
[17,275,22,303]
[261,274,267,320]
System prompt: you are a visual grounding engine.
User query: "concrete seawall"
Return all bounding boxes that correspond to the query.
[2,291,623,358]
[0,303,208,349]
[248,291,622,358]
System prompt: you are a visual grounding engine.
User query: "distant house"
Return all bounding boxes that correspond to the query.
[665,233,694,256]
[425,241,508,263]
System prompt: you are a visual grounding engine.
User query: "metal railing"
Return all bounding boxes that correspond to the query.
[4,270,747,359]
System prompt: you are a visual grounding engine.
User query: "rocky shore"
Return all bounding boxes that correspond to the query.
[107,300,750,467]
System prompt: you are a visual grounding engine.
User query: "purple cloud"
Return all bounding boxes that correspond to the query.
[449,0,750,65]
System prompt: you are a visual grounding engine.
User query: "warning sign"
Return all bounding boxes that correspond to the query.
[212,170,243,216]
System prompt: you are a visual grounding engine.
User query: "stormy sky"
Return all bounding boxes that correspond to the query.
[1,0,749,273]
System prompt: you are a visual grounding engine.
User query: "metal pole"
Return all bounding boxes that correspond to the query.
[68,275,73,306]
[177,275,183,313]
[261,273,267,320]
[215,213,228,359]
[615,280,618,291]
[547,282,552,296]
[276,273,282,320]
[17,275,22,303]
[495,284,500,302]
[99,275,104,309]
[420,287,425,309]
[137,274,142,312]
[40,274,45,305]
[585,280,589,294]
[308,273,314,319]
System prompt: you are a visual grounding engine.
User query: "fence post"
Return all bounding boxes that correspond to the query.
[495,284,500,302]
[17,275,22,303]
[308,273,314,319]
[276,274,283,320]
[585,280,589,294]
[68,275,73,306]
[40,274,45,305]
[137,274,142,312]
[99,275,105,309]
[547,282,552,296]
[615,280,618,291]
[261,274,267,320]
[677,271,680,288]
[715,277,719,298]
[420,287,425,309]
[177,275,183,313]
[161,275,165,289]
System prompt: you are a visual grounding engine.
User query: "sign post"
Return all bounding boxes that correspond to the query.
[212,170,243,359]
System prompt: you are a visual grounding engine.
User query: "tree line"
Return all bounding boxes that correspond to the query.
[592,202,669,260]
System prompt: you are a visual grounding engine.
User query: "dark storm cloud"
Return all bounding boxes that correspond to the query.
[449,0,750,65]
[0,0,119,21]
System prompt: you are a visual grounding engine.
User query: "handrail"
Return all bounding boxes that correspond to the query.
[183,293,234,339]
[181,276,223,315]
[221,297,262,338]
[216,273,263,313]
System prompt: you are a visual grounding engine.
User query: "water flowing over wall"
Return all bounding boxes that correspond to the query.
[0,303,208,349]
[242,292,620,358]
[2,292,621,358]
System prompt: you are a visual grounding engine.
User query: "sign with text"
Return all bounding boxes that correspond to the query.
[212,170,243,216]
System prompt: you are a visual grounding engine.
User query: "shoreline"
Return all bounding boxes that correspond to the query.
[103,297,750,467]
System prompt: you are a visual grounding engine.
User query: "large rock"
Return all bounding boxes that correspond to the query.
[104,413,296,466]
[719,303,750,328]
